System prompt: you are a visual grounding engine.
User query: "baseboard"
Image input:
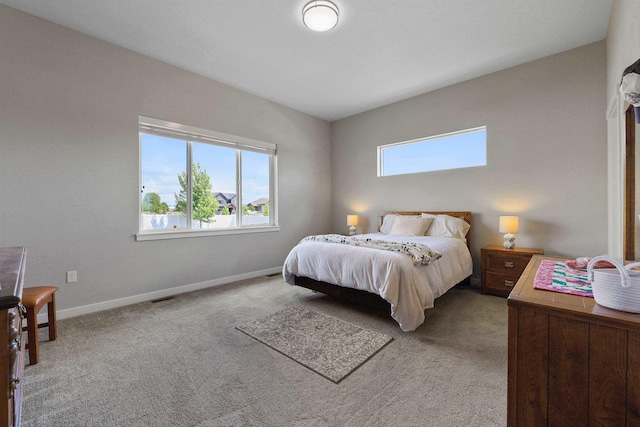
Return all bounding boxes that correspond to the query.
[34,266,282,324]
[470,277,481,288]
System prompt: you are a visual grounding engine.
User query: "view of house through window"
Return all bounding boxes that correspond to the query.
[378,126,487,176]
[139,117,276,234]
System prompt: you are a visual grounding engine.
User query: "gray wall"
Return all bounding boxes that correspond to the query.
[607,0,640,101]
[331,42,608,278]
[0,6,331,315]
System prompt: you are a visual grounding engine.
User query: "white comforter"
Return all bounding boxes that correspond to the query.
[282,233,473,331]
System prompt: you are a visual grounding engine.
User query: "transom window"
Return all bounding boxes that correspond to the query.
[137,116,278,240]
[377,126,487,177]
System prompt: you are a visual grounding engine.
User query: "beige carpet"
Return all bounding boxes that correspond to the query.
[237,305,393,383]
[21,276,508,426]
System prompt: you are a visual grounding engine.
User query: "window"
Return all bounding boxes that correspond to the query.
[377,126,486,177]
[137,116,277,240]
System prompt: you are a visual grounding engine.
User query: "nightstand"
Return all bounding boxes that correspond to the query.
[481,245,544,297]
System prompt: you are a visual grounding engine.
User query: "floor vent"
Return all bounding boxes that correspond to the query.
[151,296,176,303]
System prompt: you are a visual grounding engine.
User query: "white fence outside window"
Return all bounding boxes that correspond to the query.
[140,214,269,230]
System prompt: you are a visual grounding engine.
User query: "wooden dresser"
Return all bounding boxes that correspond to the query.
[0,248,26,427]
[507,255,640,426]
[481,245,544,297]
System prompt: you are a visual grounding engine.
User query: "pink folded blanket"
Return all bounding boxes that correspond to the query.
[565,257,614,270]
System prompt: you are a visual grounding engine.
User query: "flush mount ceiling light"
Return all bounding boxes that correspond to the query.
[302,0,339,32]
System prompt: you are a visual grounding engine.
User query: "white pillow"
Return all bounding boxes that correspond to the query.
[380,214,396,234]
[427,214,470,240]
[421,213,436,234]
[388,215,433,236]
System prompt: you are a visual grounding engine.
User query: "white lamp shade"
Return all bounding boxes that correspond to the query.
[303,0,339,32]
[347,215,358,227]
[499,216,520,234]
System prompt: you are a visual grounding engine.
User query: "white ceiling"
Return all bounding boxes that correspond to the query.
[0,0,612,122]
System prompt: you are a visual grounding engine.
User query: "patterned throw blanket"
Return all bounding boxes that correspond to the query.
[533,259,593,297]
[300,234,442,266]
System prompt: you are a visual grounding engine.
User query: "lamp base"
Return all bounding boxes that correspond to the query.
[349,226,356,236]
[503,233,516,249]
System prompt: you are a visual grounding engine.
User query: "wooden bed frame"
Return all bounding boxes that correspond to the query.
[293,211,472,312]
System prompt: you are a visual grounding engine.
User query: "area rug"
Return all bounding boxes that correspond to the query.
[236,306,393,383]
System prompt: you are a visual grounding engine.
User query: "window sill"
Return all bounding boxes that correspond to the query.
[136,226,280,241]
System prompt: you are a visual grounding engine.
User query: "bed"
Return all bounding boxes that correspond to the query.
[282,211,473,331]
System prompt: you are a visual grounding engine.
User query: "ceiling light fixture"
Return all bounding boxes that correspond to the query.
[302,0,339,32]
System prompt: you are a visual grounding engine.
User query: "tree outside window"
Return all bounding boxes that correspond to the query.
[175,163,219,227]
[142,192,169,214]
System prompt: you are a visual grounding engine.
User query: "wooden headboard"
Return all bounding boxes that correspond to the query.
[377,211,472,250]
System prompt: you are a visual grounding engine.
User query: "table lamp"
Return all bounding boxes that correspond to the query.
[347,215,358,236]
[499,216,519,249]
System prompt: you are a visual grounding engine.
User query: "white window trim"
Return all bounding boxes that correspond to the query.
[135,225,281,241]
[377,126,487,177]
[136,116,278,241]
[139,116,276,154]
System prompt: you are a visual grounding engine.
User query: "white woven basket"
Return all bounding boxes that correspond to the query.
[587,255,640,314]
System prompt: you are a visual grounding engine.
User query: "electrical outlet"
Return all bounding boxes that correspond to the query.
[66,271,77,283]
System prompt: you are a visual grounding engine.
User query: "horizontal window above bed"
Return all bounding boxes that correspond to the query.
[377,126,487,177]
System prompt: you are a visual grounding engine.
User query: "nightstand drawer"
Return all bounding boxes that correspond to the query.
[484,252,532,273]
[481,245,544,298]
[485,272,519,293]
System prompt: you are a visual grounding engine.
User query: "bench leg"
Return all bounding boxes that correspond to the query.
[47,296,57,341]
[26,308,40,365]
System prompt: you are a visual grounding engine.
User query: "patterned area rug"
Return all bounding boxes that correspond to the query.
[236,306,393,383]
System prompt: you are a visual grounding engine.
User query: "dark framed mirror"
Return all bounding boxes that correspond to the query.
[625,104,638,260]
